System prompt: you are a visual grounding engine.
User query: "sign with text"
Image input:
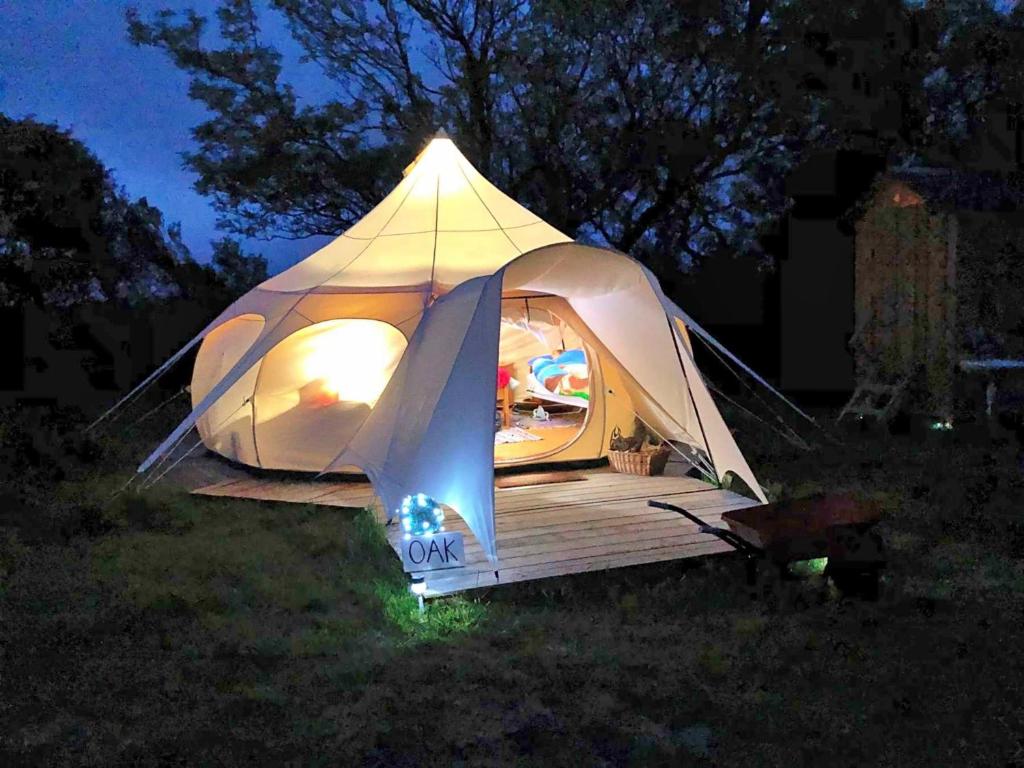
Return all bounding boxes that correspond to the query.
[401,531,465,572]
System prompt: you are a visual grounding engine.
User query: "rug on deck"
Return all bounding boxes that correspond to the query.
[494,470,587,489]
[512,413,584,430]
[495,427,543,444]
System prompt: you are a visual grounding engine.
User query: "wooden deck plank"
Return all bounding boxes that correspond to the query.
[490,538,733,582]
[409,506,738,557]
[426,500,745,553]
[408,526,732,576]
[491,470,694,495]
[394,498,751,578]
[442,518,728,565]
[242,481,327,503]
[190,479,236,494]
[422,539,733,596]
[493,491,751,525]
[492,473,696,500]
[493,486,711,514]
[492,474,710,511]
[458,493,750,535]
[449,511,732,555]
[303,487,376,507]
[193,469,762,596]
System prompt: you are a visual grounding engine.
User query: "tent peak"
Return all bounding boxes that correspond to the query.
[262,129,571,291]
[402,130,456,176]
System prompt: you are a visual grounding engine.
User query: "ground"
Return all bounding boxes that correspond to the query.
[2,404,1024,766]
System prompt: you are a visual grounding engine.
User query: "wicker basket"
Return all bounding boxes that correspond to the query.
[608,445,671,476]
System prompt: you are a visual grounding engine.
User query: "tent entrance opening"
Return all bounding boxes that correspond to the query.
[495,301,591,464]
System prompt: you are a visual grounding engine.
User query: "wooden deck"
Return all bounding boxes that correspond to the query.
[193,468,761,596]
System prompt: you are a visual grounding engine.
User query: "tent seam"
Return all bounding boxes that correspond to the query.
[310,161,433,291]
[428,174,440,299]
[340,221,546,240]
[453,155,524,255]
[250,356,266,468]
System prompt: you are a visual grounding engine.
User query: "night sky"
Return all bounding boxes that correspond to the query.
[0,0,333,273]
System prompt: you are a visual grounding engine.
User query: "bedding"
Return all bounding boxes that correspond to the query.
[527,349,590,406]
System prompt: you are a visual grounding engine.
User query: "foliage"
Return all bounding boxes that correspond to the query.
[210,236,269,297]
[0,114,177,309]
[124,0,1023,276]
[0,114,270,416]
[0,114,267,313]
[0,386,192,542]
[957,211,1024,359]
[0,406,105,538]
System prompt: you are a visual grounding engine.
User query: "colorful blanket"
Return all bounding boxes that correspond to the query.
[528,349,590,401]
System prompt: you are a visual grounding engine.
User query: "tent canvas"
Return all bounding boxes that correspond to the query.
[136,134,768,562]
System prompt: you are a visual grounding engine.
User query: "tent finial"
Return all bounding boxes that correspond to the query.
[432,127,450,141]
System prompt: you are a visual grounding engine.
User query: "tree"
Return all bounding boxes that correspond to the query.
[211,236,268,295]
[0,115,195,309]
[768,0,1024,164]
[0,114,269,312]
[127,0,1024,277]
[127,0,797,270]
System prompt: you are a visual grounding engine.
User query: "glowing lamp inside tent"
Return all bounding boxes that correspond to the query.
[298,319,406,406]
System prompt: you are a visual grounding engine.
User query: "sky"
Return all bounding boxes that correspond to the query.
[0,0,333,274]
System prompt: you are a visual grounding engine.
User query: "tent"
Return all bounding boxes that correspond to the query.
[136,133,768,561]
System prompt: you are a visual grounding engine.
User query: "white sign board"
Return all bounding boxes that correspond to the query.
[401,531,465,572]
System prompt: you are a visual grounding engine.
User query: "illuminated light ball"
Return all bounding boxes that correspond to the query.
[398,493,444,537]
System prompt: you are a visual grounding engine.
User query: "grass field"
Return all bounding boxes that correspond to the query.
[2,407,1024,765]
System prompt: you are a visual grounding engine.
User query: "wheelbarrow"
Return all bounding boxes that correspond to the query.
[648,494,886,597]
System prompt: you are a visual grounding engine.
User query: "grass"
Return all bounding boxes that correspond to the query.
[3,413,1024,765]
[89,492,487,649]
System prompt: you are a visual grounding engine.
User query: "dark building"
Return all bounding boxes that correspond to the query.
[853,167,1024,418]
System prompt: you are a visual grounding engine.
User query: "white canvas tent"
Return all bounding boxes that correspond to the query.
[136,133,768,562]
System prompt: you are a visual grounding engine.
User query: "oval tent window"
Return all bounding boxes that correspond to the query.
[253,318,408,471]
[191,313,266,466]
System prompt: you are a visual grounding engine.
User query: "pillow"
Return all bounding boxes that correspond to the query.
[298,378,338,407]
